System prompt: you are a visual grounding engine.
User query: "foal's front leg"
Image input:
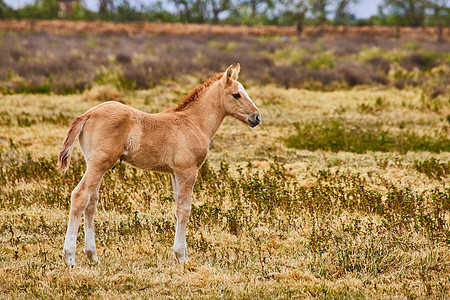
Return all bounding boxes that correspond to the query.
[172,170,197,264]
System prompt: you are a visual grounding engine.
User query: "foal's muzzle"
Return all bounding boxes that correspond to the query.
[248,112,261,127]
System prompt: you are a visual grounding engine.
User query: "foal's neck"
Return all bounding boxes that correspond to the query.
[179,82,226,140]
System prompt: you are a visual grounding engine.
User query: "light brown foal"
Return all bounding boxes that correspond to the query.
[58,64,260,266]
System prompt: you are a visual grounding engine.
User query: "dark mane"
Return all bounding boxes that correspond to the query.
[173,72,223,111]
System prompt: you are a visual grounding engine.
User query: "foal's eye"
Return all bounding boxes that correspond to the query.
[232,93,241,99]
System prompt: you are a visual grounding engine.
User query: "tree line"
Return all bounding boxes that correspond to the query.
[0,0,448,27]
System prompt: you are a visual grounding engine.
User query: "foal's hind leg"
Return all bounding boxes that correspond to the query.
[63,165,106,266]
[84,179,102,264]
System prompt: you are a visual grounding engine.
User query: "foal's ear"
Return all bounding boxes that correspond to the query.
[231,63,240,80]
[221,65,234,85]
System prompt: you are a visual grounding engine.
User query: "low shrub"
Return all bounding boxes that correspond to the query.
[115,53,132,64]
[370,74,389,85]
[302,69,340,87]
[336,62,370,86]
[401,53,439,71]
[268,65,302,88]
[367,56,391,73]
[121,63,151,89]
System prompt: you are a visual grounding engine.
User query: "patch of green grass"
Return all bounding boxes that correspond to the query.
[269,47,306,66]
[306,51,336,70]
[401,41,421,51]
[414,158,450,180]
[0,81,53,95]
[0,111,73,127]
[285,119,450,154]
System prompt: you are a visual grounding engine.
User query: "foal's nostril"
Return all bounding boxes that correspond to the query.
[248,112,261,127]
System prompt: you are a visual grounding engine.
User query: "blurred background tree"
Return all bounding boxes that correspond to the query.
[241,0,274,18]
[99,0,115,19]
[210,0,229,23]
[428,0,449,26]
[0,0,14,18]
[0,0,448,26]
[308,0,332,25]
[19,0,59,19]
[334,0,357,25]
[272,0,308,26]
[377,0,448,27]
[378,0,428,27]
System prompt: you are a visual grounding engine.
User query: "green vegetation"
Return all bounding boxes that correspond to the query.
[414,158,450,180]
[3,155,446,236]
[285,119,450,153]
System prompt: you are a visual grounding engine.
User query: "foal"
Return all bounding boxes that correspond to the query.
[58,64,260,266]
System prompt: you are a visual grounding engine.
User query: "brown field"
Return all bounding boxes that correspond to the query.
[0,19,448,40]
[0,28,449,298]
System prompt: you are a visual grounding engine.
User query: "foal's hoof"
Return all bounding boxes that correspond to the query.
[174,248,189,264]
[62,249,75,267]
[84,249,100,265]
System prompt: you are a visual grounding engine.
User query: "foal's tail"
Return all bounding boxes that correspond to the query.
[58,116,89,172]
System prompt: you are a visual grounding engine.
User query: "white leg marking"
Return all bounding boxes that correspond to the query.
[63,216,81,266]
[172,172,196,264]
[173,209,189,264]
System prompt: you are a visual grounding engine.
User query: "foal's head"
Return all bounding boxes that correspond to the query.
[220,64,261,127]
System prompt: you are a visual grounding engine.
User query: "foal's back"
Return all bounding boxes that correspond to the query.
[79,101,186,174]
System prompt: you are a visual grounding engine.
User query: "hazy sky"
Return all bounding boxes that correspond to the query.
[7,0,383,19]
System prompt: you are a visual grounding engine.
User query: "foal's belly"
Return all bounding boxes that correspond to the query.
[121,155,174,174]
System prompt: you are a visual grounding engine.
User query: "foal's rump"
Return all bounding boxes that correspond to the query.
[58,101,138,172]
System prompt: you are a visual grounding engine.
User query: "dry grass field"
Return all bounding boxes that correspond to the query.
[0,30,449,299]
